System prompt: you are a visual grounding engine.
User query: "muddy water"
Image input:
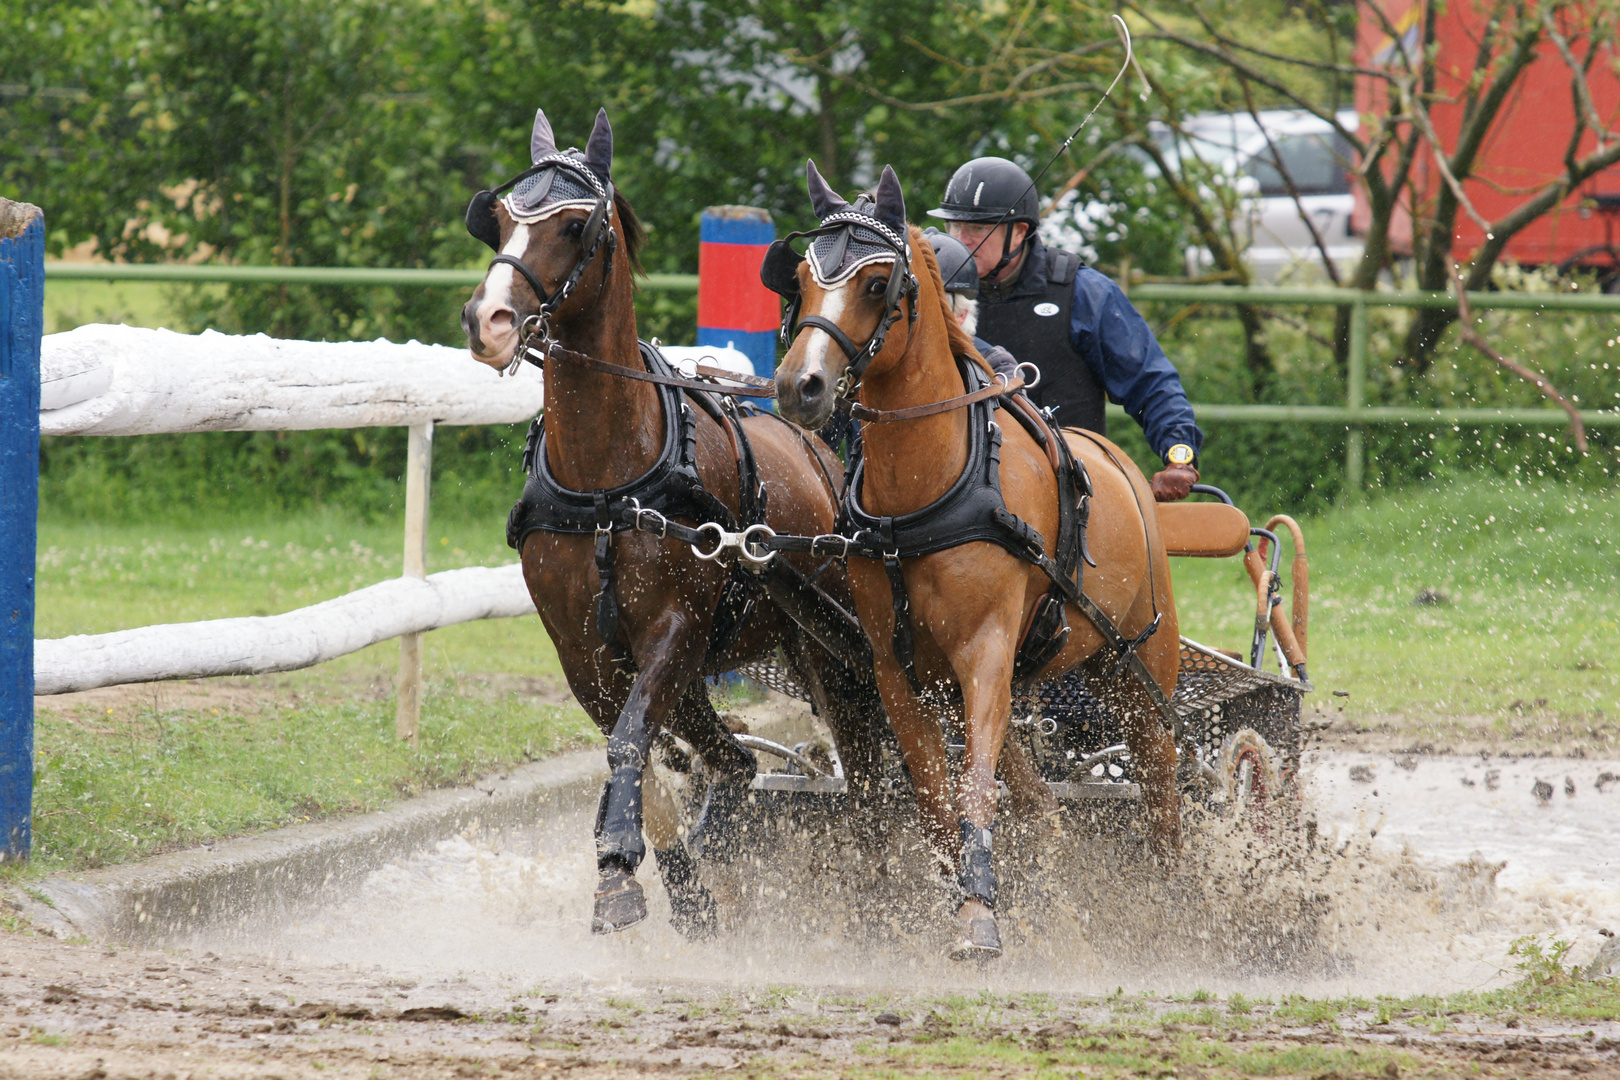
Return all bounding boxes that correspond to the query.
[209,751,1620,1000]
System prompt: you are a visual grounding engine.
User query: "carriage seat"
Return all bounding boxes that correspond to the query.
[1156,500,1250,558]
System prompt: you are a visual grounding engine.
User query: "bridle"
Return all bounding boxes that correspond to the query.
[465,151,619,371]
[760,204,919,398]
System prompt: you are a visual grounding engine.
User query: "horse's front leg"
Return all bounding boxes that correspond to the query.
[950,619,1020,961]
[870,657,958,866]
[592,612,706,935]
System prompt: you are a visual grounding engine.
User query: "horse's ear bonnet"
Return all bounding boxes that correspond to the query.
[763,158,918,361]
[464,106,616,252]
[803,161,909,289]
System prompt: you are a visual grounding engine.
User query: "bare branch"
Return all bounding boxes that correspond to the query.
[1540,4,1614,149]
[1125,3,1367,155]
[1237,76,1343,286]
[1398,78,1498,241]
[1450,264,1588,452]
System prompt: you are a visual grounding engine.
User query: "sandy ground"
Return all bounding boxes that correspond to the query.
[0,931,1616,1079]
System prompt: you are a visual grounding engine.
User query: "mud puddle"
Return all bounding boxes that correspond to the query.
[172,750,1620,1002]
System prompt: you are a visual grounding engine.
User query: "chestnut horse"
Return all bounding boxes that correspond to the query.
[771,163,1182,960]
[460,108,882,938]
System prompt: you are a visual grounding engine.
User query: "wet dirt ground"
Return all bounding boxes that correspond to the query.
[0,928,1617,1079]
[4,724,1619,1077]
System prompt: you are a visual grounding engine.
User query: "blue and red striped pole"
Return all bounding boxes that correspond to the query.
[697,206,778,383]
[0,199,43,862]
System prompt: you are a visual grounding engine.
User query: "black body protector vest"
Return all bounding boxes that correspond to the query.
[974,244,1108,435]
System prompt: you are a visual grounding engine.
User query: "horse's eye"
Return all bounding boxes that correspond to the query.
[867,276,889,297]
[565,219,585,238]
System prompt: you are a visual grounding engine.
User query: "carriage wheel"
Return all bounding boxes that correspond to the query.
[1218,728,1282,835]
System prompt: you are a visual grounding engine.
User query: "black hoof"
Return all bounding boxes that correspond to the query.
[687,772,752,863]
[948,916,1003,961]
[591,868,647,935]
[654,845,718,941]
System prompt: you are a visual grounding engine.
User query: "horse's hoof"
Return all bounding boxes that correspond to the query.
[948,917,1003,961]
[688,773,752,863]
[591,869,647,935]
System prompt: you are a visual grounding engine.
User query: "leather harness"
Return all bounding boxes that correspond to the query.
[835,362,1178,730]
[757,206,1180,732]
[507,341,766,672]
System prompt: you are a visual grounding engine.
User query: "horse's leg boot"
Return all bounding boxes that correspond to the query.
[948,915,1003,961]
[654,844,717,941]
[949,819,1001,960]
[591,867,647,935]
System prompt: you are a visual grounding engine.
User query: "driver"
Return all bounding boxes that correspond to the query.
[928,156,1203,502]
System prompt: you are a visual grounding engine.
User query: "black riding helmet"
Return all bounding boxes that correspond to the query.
[927,157,1040,225]
[927,157,1039,281]
[923,227,978,296]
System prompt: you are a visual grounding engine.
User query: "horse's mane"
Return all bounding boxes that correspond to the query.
[614,190,646,279]
[907,225,991,378]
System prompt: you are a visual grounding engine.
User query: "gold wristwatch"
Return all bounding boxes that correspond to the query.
[1165,443,1196,467]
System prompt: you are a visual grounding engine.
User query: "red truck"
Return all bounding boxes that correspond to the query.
[1352,0,1620,272]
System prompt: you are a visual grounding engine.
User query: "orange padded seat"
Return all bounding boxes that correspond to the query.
[1157,501,1250,558]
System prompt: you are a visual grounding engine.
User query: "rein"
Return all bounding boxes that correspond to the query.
[513,317,1029,422]
[517,326,778,396]
[839,372,1024,424]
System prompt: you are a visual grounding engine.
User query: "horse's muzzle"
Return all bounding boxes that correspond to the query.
[463,295,518,369]
[777,365,835,430]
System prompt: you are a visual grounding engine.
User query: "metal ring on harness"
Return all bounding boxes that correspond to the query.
[690,522,728,561]
[738,524,778,568]
[1016,362,1042,389]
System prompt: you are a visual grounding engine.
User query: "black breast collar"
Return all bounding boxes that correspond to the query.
[507,340,765,670]
[839,356,1092,691]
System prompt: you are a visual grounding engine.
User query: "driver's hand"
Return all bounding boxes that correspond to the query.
[1150,464,1199,502]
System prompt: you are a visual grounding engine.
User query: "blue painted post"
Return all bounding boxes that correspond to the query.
[696,207,778,380]
[0,200,43,861]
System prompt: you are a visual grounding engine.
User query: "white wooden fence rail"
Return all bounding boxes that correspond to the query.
[35,324,751,729]
[34,566,533,696]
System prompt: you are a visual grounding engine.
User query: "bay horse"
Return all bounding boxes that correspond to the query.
[460,108,883,939]
[769,162,1182,960]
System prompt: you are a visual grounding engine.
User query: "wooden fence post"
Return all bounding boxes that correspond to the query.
[396,421,433,745]
[0,200,44,861]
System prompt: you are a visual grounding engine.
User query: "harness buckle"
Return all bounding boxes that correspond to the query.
[690,522,728,561]
[625,498,669,539]
[689,522,779,567]
[1016,362,1043,389]
[810,533,852,559]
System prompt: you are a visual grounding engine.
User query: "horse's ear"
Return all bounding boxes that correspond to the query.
[530,108,557,163]
[806,159,848,221]
[583,107,613,182]
[874,165,907,236]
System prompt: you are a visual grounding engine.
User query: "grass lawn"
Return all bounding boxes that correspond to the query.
[21,475,1619,877]
[1170,477,1618,742]
[44,277,212,336]
[26,507,599,876]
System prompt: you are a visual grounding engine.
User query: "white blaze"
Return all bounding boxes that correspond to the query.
[804,280,850,372]
[481,227,531,314]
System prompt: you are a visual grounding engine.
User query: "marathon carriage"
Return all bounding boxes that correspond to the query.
[726,483,1312,831]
